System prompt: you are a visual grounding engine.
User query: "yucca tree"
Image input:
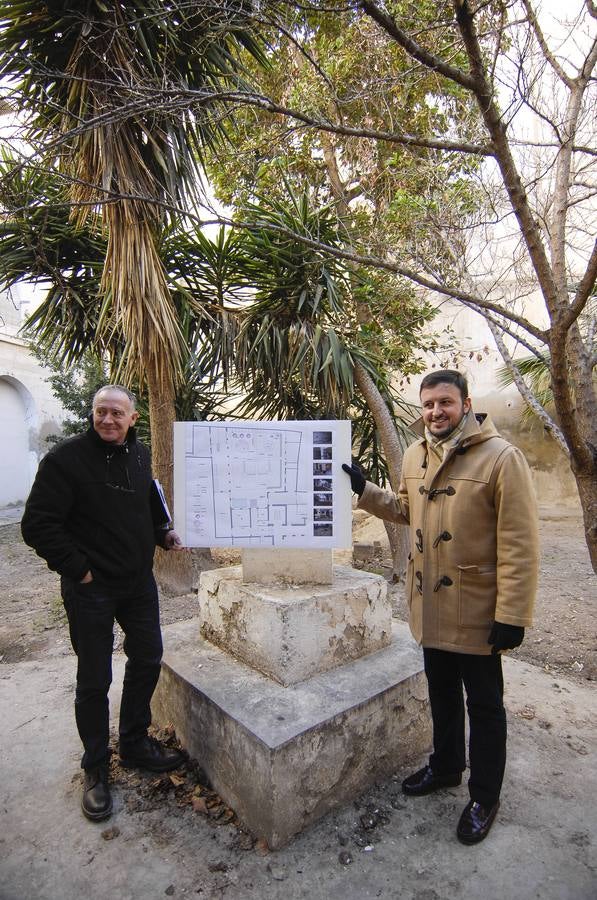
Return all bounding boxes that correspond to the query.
[163,189,421,487]
[216,189,423,576]
[0,131,425,577]
[154,186,426,576]
[0,0,266,589]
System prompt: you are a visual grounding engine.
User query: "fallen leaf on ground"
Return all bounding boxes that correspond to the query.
[208,862,228,873]
[238,833,254,851]
[255,837,269,856]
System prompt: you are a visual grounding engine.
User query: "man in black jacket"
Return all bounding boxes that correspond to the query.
[22,385,184,822]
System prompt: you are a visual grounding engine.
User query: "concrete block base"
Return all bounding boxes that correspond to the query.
[241,548,333,584]
[199,564,391,685]
[152,619,431,849]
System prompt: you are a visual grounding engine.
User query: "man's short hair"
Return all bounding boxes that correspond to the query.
[419,369,469,402]
[93,384,137,409]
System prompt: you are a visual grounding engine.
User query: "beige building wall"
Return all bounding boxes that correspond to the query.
[399,298,579,509]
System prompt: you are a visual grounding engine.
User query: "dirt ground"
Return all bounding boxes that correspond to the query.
[2,506,595,683]
[1,505,596,900]
[352,505,597,685]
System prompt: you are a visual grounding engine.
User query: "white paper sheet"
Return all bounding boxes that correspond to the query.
[173,420,352,548]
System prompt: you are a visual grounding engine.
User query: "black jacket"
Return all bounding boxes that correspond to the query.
[21,425,168,584]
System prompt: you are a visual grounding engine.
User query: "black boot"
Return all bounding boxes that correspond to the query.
[402,765,462,796]
[119,735,184,773]
[81,765,112,821]
[456,800,500,844]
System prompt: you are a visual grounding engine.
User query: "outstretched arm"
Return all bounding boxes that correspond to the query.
[342,461,409,525]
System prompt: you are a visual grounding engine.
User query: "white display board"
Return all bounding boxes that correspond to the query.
[174,420,352,548]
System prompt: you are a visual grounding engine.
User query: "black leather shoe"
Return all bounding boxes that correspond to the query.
[402,765,462,796]
[456,800,500,844]
[81,765,112,821]
[119,736,184,773]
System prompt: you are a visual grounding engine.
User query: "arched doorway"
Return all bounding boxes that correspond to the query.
[0,376,35,506]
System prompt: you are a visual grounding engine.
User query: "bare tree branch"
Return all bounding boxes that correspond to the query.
[25,79,495,158]
[360,0,476,90]
[485,315,569,454]
[562,238,597,329]
[509,139,597,158]
[205,211,548,340]
[549,32,597,294]
[521,0,574,88]
[483,311,548,363]
[454,0,562,319]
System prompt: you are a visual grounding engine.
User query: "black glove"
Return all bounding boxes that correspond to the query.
[342,462,366,497]
[488,621,525,655]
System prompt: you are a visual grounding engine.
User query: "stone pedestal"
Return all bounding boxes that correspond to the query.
[152,619,431,849]
[199,564,392,685]
[153,549,430,848]
[241,547,333,584]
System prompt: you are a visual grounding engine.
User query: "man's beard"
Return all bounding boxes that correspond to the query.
[429,410,467,440]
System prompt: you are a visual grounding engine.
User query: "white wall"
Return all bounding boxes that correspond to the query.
[0,285,66,507]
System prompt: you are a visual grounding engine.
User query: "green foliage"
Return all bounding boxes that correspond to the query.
[205,0,483,265]
[164,184,421,476]
[0,0,268,202]
[0,151,108,364]
[496,355,553,412]
[199,0,483,416]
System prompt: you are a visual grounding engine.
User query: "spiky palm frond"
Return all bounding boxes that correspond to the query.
[0,1,267,384]
[231,188,355,410]
[497,350,597,424]
[163,224,247,390]
[0,150,110,363]
[496,355,553,421]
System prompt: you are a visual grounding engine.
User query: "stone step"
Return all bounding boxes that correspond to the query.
[152,619,430,849]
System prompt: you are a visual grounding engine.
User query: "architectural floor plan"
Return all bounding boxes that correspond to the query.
[173,420,352,548]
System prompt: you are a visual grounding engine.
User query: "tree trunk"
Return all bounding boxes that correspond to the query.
[354,361,409,580]
[320,133,410,577]
[146,362,195,595]
[573,464,597,573]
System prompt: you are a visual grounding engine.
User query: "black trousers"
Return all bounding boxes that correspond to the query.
[62,574,162,771]
[423,647,506,807]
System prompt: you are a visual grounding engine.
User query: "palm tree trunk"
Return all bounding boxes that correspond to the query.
[147,362,195,594]
[354,361,409,581]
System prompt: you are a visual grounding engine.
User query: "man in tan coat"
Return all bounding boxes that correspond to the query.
[343,369,538,844]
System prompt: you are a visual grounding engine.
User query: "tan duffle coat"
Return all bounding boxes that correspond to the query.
[358,413,539,654]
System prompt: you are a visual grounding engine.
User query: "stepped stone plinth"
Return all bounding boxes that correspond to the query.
[152,548,430,847]
[153,618,430,849]
[199,563,392,685]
